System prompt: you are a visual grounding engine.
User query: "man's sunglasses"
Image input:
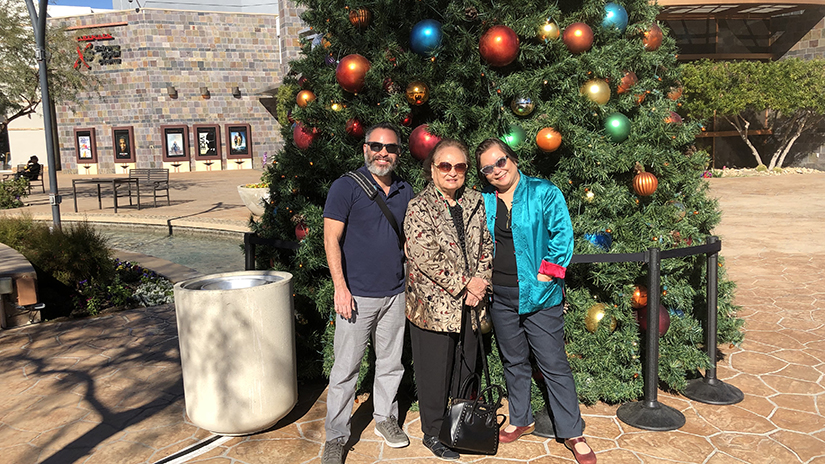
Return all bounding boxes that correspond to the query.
[436,162,468,174]
[480,156,508,175]
[365,142,403,154]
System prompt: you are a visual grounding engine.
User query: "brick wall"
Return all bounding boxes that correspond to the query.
[783,17,825,60]
[52,8,298,173]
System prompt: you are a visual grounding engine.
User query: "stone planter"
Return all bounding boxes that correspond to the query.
[237,185,270,216]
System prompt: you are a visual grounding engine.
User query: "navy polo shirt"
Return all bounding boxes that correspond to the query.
[323,166,413,297]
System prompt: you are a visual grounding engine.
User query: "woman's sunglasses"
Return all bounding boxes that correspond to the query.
[365,142,403,155]
[436,162,468,174]
[480,156,508,175]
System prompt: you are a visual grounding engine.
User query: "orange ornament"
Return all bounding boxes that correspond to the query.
[335,54,371,93]
[643,24,664,51]
[633,169,658,196]
[562,22,594,54]
[667,86,683,101]
[536,127,562,152]
[617,71,637,94]
[631,285,648,309]
[296,90,316,107]
[348,8,371,29]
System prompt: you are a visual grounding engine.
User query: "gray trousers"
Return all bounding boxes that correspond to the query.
[324,293,406,442]
[490,285,583,439]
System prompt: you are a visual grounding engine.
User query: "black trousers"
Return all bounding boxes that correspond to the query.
[409,311,478,437]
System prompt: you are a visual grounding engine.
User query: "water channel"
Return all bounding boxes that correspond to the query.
[98,225,246,275]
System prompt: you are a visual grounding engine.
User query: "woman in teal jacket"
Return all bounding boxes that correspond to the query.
[475,138,596,464]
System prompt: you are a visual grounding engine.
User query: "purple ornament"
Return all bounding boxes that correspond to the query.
[325,55,337,66]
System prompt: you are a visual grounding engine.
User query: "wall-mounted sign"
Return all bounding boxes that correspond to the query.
[73,34,121,69]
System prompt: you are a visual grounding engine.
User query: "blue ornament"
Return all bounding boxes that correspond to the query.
[410,19,443,56]
[602,3,628,32]
[585,231,613,251]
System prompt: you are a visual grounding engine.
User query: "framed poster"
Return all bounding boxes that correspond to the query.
[74,128,98,163]
[226,123,252,159]
[161,125,190,162]
[112,126,135,163]
[193,124,221,160]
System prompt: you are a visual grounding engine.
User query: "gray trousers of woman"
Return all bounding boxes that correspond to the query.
[490,285,583,438]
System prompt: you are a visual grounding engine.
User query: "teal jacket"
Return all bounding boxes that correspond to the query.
[482,171,574,314]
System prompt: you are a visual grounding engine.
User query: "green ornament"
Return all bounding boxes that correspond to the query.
[604,113,631,142]
[501,124,526,148]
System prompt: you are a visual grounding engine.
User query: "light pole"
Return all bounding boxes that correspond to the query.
[24,0,62,230]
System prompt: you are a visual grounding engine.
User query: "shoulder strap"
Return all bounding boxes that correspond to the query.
[344,170,405,248]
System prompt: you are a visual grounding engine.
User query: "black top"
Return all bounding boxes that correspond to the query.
[492,197,518,287]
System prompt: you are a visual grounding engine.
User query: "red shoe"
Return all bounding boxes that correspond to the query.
[564,436,596,464]
[498,424,535,443]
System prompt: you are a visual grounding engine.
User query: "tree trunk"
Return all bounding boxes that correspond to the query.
[726,115,765,166]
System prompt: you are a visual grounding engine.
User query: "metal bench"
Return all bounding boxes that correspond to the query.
[1,164,44,193]
[127,168,170,207]
[0,243,42,328]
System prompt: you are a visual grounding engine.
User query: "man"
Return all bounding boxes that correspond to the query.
[15,155,40,181]
[322,122,413,464]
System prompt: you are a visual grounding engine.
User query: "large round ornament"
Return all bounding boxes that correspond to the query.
[617,71,638,94]
[336,54,371,93]
[500,124,526,148]
[405,81,430,106]
[581,79,611,105]
[296,90,316,108]
[345,118,365,138]
[293,122,316,151]
[585,303,617,333]
[510,96,535,117]
[602,3,629,32]
[536,127,562,152]
[604,113,631,142]
[635,304,671,337]
[643,24,664,51]
[562,22,594,54]
[409,124,441,161]
[631,285,648,309]
[539,21,560,41]
[633,170,658,196]
[410,19,443,56]
[348,8,372,30]
[479,25,520,67]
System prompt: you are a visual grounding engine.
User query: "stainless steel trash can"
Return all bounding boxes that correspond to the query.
[174,271,297,435]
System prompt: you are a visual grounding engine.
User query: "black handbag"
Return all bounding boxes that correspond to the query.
[439,309,506,455]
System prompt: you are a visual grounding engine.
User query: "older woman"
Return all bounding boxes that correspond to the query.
[475,138,596,464]
[404,138,494,461]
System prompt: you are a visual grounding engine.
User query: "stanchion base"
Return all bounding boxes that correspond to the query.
[616,401,685,431]
[683,377,744,405]
[533,408,586,439]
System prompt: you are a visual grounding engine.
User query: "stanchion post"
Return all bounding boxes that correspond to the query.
[617,247,685,431]
[244,233,256,271]
[683,236,744,404]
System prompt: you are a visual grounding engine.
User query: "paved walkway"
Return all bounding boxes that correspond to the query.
[1,170,824,463]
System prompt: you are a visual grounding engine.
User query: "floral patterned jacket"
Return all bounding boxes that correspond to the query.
[404,183,494,333]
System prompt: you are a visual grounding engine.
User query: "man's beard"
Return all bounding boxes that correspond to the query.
[365,153,397,177]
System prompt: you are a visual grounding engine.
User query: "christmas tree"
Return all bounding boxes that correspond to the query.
[252,0,744,407]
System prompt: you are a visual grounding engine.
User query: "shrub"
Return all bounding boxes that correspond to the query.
[0,178,28,209]
[73,259,174,316]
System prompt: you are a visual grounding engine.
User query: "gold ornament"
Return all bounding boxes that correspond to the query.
[584,190,595,203]
[539,21,560,41]
[585,303,617,333]
[580,79,611,105]
[296,90,316,107]
[405,81,429,106]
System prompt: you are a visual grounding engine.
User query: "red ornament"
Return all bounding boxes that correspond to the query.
[562,22,594,54]
[409,124,441,161]
[536,127,562,152]
[633,170,658,196]
[348,8,371,30]
[617,71,638,94]
[643,24,664,51]
[631,285,648,309]
[295,223,309,241]
[345,118,365,138]
[665,111,683,124]
[479,25,520,67]
[635,304,671,337]
[293,122,316,151]
[336,54,371,93]
[401,113,413,127]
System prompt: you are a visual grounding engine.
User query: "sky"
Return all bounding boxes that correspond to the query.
[48,0,114,9]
